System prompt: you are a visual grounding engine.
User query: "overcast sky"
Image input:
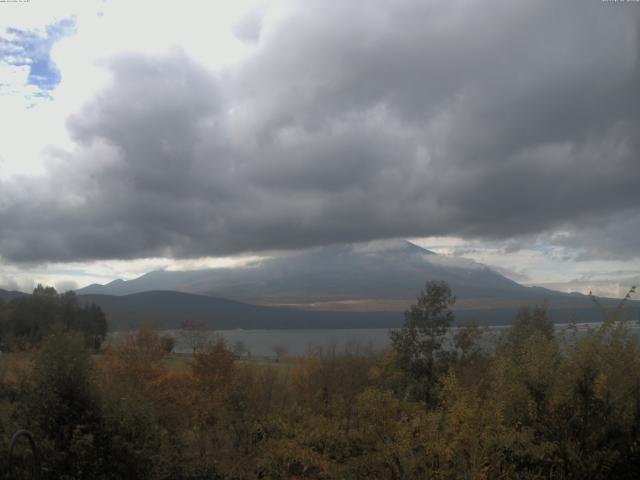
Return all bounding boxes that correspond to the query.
[0,0,639,297]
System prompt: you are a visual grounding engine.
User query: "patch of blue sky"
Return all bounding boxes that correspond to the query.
[0,17,76,93]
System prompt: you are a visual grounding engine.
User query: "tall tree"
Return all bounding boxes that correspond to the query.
[389,280,455,404]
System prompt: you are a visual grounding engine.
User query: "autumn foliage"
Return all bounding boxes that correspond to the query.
[0,282,638,479]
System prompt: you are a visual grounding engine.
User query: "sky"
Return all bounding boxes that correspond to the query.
[0,0,639,297]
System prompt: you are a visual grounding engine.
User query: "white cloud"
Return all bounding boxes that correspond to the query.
[0,0,86,31]
[0,252,266,293]
[1,0,262,178]
[412,235,640,298]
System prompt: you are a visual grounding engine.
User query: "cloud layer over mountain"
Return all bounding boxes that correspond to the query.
[1,0,638,263]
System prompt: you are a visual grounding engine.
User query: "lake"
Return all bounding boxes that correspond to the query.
[157,322,640,357]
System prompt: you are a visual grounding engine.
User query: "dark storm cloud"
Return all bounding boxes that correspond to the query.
[552,209,640,261]
[1,0,639,262]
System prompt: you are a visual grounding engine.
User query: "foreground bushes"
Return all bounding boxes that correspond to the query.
[0,291,639,478]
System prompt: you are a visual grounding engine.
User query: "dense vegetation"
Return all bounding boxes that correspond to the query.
[0,285,108,351]
[0,281,638,479]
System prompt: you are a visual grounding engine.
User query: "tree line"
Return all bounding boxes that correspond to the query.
[0,285,108,351]
[0,281,638,479]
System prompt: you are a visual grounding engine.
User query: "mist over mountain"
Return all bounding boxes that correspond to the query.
[77,241,600,312]
[4,242,634,329]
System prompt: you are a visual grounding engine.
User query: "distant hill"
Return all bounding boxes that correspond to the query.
[76,289,631,331]
[77,290,403,330]
[0,288,28,302]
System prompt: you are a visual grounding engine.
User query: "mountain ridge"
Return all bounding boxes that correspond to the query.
[0,288,29,302]
[76,240,586,308]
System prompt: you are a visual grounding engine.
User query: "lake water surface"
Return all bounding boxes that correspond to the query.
[157,322,640,357]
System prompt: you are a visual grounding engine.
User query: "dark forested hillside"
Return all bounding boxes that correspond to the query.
[0,285,107,350]
[77,289,629,330]
[0,288,28,303]
[77,290,403,330]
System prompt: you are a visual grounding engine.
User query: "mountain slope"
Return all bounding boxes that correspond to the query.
[76,237,638,326]
[78,240,548,307]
